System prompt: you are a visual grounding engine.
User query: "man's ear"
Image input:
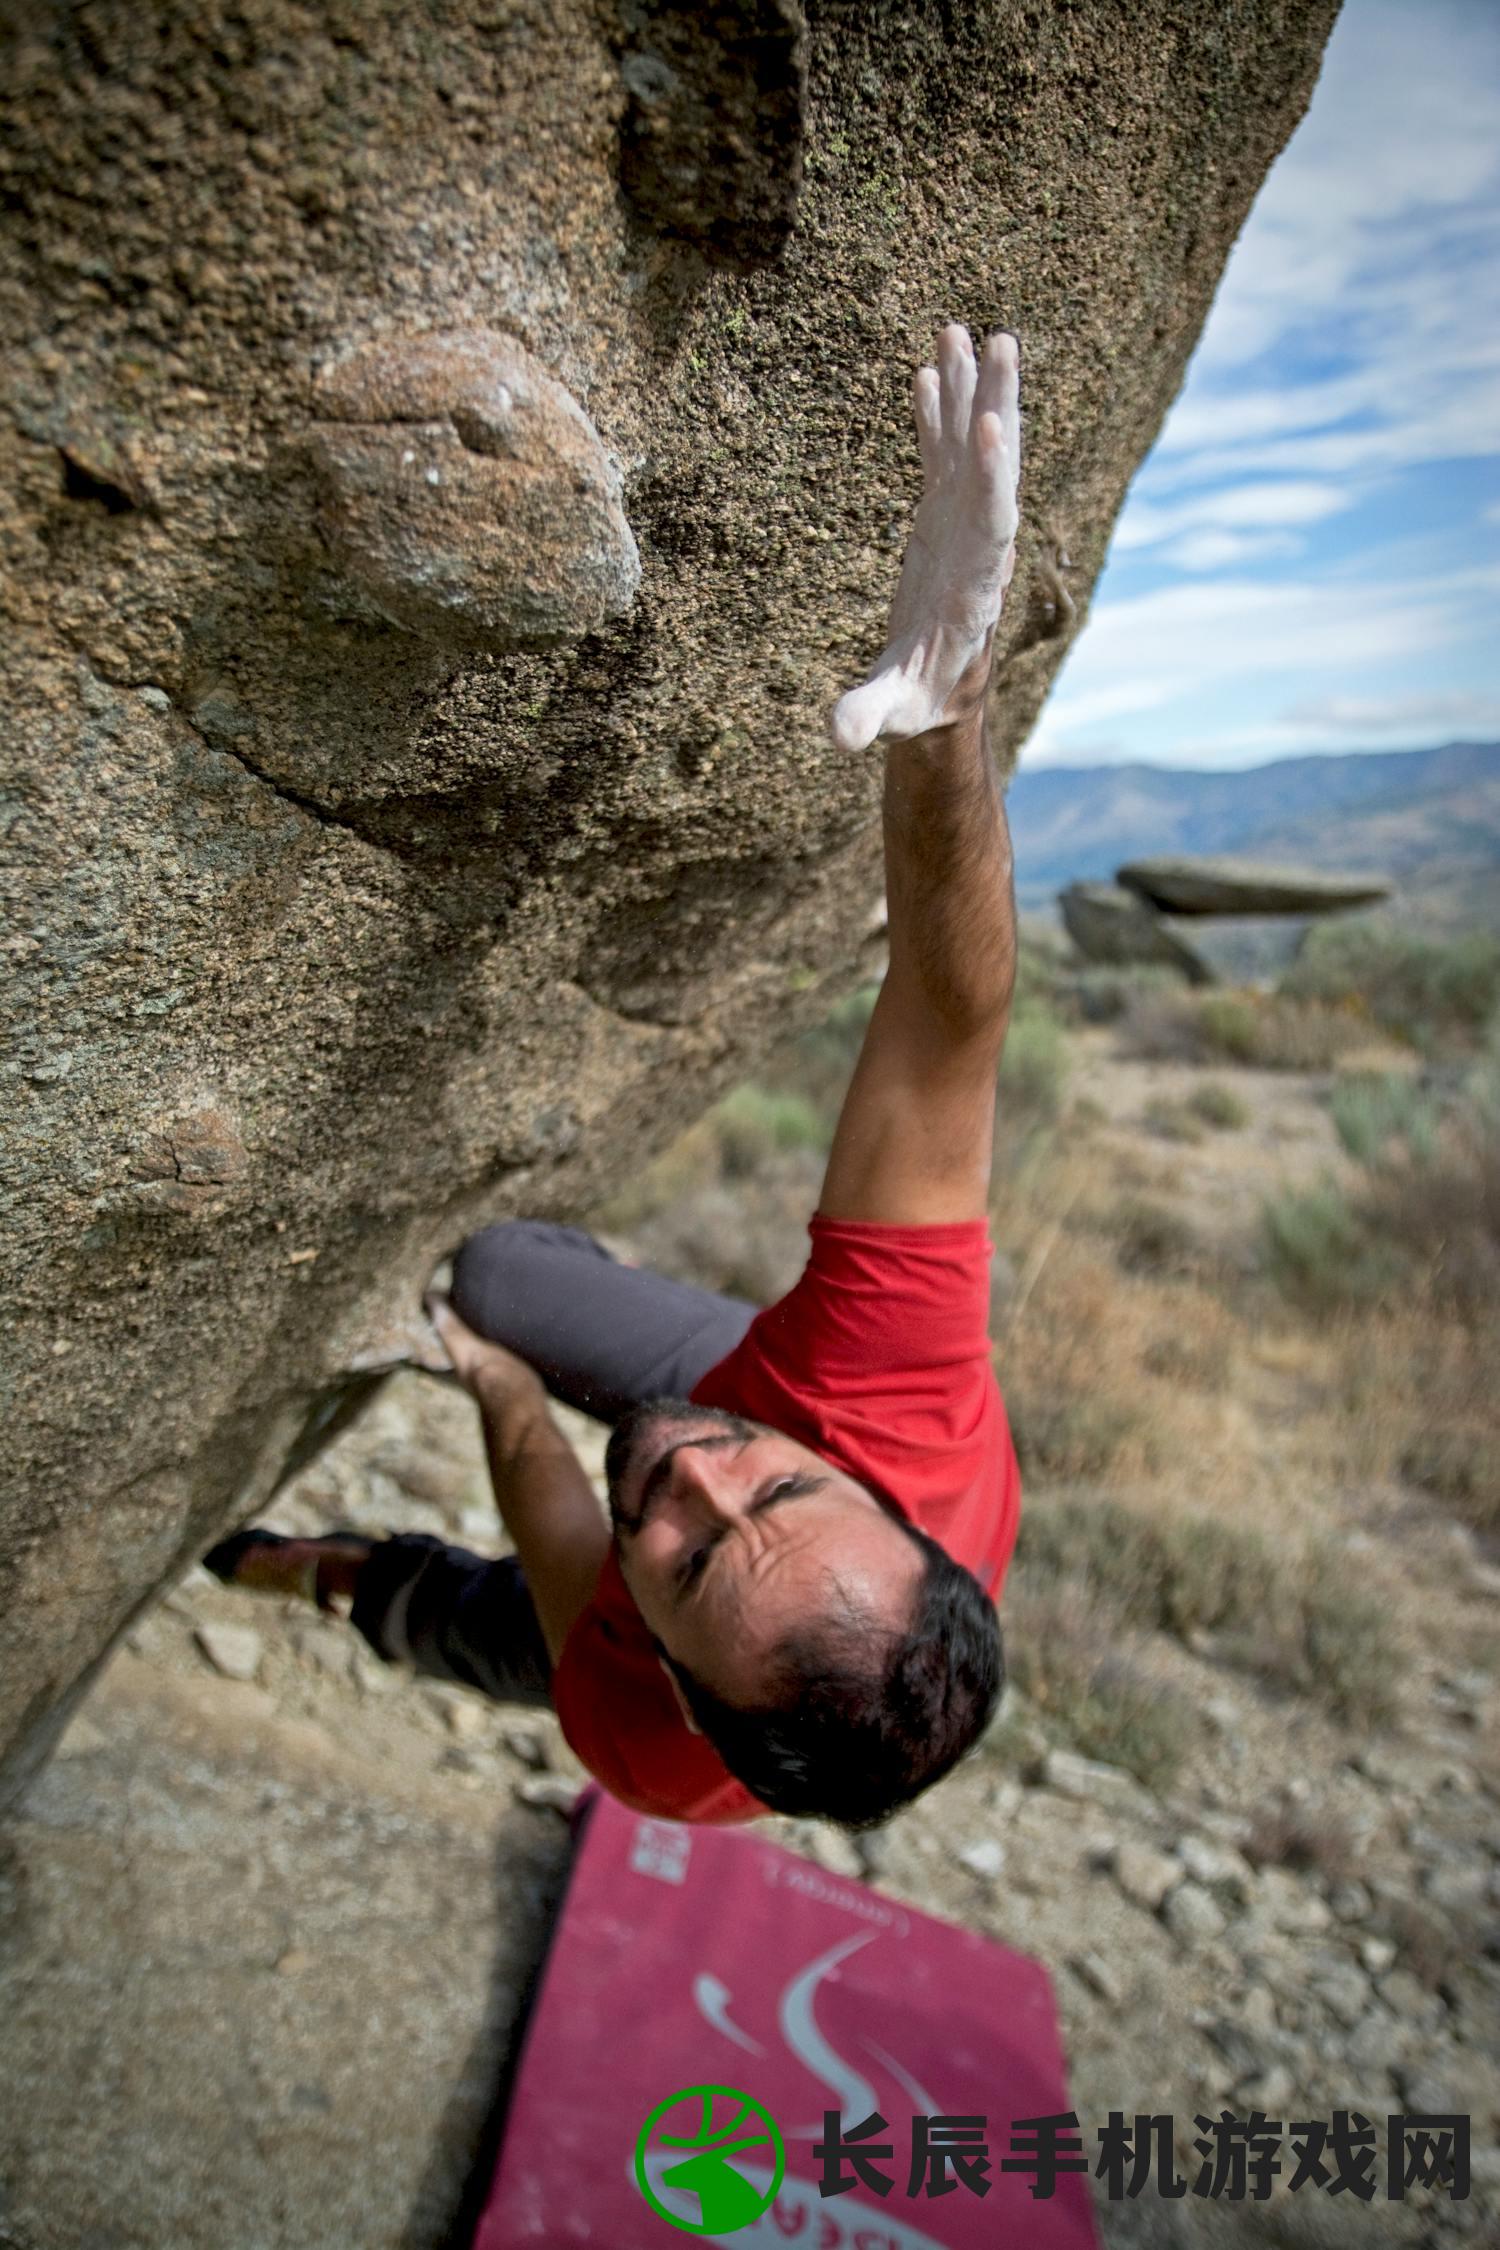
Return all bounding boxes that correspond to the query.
[658,1655,703,1735]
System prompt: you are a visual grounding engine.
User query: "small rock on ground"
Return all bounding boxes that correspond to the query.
[514,1775,584,1816]
[1113,1841,1182,1912]
[1162,1881,1228,1944]
[193,1622,264,1682]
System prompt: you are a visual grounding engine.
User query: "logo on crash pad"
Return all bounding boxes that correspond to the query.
[635,2083,785,2234]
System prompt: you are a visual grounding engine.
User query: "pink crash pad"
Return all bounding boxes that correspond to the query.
[475,1786,1099,2248]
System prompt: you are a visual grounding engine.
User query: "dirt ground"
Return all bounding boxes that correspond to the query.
[2,1028,1497,2250]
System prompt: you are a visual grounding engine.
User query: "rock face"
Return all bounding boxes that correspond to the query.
[1060,882,1216,984]
[0,0,1337,1805]
[1118,856,1392,917]
[307,330,641,649]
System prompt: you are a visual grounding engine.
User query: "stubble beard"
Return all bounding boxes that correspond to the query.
[604,1399,757,1533]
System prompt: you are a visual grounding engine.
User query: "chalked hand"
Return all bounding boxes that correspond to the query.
[830,324,1021,752]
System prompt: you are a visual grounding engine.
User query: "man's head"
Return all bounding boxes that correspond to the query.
[605,1398,1003,1828]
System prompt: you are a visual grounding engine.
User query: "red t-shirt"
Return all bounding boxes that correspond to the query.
[550,1215,1021,1824]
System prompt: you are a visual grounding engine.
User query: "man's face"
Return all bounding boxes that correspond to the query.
[605,1400,925,1707]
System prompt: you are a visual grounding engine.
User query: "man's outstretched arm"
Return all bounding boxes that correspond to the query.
[818,324,1021,1228]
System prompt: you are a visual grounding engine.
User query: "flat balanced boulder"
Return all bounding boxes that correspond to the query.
[1117,857,1391,917]
[1060,883,1215,984]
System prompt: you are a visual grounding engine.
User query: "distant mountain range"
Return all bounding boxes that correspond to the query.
[1005,741,1500,930]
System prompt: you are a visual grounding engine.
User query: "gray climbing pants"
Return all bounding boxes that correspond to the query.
[349,1220,758,1707]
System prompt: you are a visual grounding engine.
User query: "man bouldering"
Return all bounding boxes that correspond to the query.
[206,325,1027,1830]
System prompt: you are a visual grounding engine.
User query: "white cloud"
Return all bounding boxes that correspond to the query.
[1112,480,1349,553]
[1116,0,1500,501]
[1038,563,1500,765]
[1034,0,1500,771]
[1284,690,1500,736]
[1146,354,1500,489]
[1155,529,1301,574]
[1186,0,1500,379]
[1058,569,1491,705]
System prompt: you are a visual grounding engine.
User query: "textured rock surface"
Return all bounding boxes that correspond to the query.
[1118,855,1393,917]
[308,329,641,647]
[0,0,1336,1804]
[1060,882,1216,984]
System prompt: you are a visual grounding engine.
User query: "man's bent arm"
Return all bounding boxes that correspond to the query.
[472,1372,612,1666]
[429,1297,612,1667]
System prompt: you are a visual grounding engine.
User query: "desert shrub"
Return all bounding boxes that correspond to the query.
[1016,1497,1403,1721]
[1384,1898,1470,1993]
[1197,993,1261,1062]
[1143,1097,1206,1144]
[1293,1577,1399,1723]
[1111,1195,1202,1276]
[1401,1424,1500,1531]
[1262,1182,1408,1308]
[1057,1661,1200,1792]
[710,1085,829,1178]
[1121,988,1218,1062]
[1017,1496,1279,1641]
[1330,1071,1440,1167]
[758,983,879,1122]
[1142,1321,1234,1392]
[1155,1515,1287,1639]
[1243,1806,1359,1888]
[1012,935,1072,1015]
[625,1156,822,1303]
[1124,986,1367,1071]
[1188,1080,1251,1130]
[1359,1122,1500,1313]
[998,999,1069,1126]
[1003,1573,1198,1790]
[1273,1059,1500,1315]
[1008,1390,1142,1482]
[1069,965,1182,1025]
[1283,921,1500,1048]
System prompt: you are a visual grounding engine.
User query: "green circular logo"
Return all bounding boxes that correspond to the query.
[634,2083,785,2235]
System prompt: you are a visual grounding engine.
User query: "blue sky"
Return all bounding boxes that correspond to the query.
[1025,0,1500,772]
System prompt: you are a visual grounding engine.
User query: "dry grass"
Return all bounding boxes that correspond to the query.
[1014,1491,1402,1724]
[993,1141,1259,1509]
[1326,1308,1500,1536]
[1283,921,1500,1051]
[1124,985,1373,1072]
[997,1237,1167,1485]
[1257,1062,1500,1528]
[1401,1421,1500,1525]
[1188,1080,1251,1130]
[1243,1805,1360,1889]
[1141,1305,1235,1392]
[1142,1096,1207,1144]
[1000,1571,1201,1790]
[1261,1181,1409,1308]
[1108,1194,1206,1277]
[1362,1123,1500,1314]
[1067,965,1183,1026]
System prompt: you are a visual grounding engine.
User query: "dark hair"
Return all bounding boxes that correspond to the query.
[661,1524,1004,1830]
